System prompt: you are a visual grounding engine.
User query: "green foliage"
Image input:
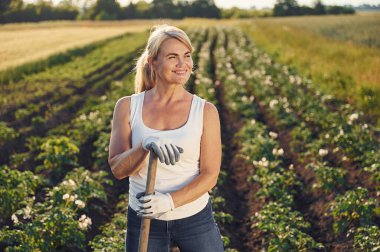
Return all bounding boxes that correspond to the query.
[252,202,324,251]
[290,122,313,155]
[306,161,346,193]
[0,165,43,223]
[36,136,79,173]
[251,165,300,205]
[0,121,18,146]
[0,207,87,252]
[0,167,111,251]
[89,194,128,251]
[348,225,380,251]
[221,7,271,18]
[273,0,354,16]
[330,187,378,234]
[0,0,78,23]
[92,131,110,170]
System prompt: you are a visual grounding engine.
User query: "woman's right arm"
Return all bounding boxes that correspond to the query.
[108,96,149,180]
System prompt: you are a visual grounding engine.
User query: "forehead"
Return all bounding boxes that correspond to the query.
[159,38,190,55]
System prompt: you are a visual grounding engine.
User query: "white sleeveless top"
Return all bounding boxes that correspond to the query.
[128,90,210,220]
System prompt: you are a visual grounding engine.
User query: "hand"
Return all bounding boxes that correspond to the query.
[142,137,184,165]
[136,191,175,219]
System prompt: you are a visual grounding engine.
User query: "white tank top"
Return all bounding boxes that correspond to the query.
[128,90,210,220]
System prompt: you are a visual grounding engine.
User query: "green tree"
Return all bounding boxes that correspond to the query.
[273,0,300,16]
[313,0,326,15]
[88,0,121,20]
[151,0,177,18]
[0,0,22,14]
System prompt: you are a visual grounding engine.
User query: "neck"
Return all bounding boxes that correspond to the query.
[148,83,186,104]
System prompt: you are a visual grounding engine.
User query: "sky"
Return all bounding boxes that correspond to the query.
[24,0,380,9]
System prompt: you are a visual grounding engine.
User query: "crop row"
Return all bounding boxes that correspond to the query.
[225,27,379,251]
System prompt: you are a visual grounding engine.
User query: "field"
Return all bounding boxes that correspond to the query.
[241,12,380,126]
[0,16,379,251]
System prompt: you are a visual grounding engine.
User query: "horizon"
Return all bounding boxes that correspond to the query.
[22,0,380,10]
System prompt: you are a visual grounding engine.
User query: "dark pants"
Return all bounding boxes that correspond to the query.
[125,200,224,252]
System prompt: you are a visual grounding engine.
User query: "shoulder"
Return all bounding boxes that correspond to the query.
[114,95,131,111]
[203,101,220,124]
[112,95,132,121]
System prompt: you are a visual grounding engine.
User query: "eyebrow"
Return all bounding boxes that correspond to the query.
[165,51,191,57]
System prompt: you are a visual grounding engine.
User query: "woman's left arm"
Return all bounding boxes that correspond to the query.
[171,101,222,208]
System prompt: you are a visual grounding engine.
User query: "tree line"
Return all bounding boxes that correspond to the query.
[273,0,355,16]
[0,0,356,24]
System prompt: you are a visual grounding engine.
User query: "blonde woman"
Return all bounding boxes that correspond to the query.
[108,24,224,251]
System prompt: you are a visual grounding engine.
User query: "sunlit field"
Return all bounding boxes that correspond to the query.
[0,16,379,251]
[0,18,244,72]
[241,13,380,125]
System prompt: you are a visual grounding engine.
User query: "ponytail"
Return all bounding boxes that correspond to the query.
[134,50,155,93]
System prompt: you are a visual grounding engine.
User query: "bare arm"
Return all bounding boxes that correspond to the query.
[108,96,149,180]
[170,102,222,208]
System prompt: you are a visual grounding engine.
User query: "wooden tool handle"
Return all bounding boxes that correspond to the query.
[138,150,158,252]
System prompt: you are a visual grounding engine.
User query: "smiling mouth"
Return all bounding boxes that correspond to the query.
[173,70,187,75]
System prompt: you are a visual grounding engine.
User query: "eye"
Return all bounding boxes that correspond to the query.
[168,56,175,59]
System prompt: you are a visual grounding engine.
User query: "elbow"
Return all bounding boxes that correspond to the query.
[206,171,219,191]
[108,157,124,180]
[211,175,218,190]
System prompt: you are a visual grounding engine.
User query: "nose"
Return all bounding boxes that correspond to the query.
[176,57,185,67]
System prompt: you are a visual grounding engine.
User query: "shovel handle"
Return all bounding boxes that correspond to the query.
[138,150,158,252]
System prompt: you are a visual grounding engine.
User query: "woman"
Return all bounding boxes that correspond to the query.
[108,24,223,252]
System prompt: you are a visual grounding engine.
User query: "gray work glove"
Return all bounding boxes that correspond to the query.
[142,137,184,165]
[136,191,175,219]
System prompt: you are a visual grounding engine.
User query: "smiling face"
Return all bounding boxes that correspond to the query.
[151,38,193,86]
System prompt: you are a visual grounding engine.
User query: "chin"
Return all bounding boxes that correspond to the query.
[171,78,190,86]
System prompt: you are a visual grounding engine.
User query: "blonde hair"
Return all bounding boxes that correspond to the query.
[133,24,194,94]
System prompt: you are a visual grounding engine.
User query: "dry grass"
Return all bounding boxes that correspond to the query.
[0,18,243,71]
[0,20,157,71]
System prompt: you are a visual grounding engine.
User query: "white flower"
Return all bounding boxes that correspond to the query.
[251,119,256,125]
[269,131,278,139]
[75,200,85,209]
[325,134,330,139]
[272,148,284,156]
[277,148,284,156]
[68,179,76,187]
[63,194,70,200]
[258,157,269,167]
[348,113,359,122]
[318,149,328,157]
[79,114,86,120]
[11,214,19,224]
[269,99,278,109]
[342,156,349,161]
[289,164,294,170]
[23,206,32,219]
[78,214,92,230]
[338,129,344,136]
[289,75,295,83]
[69,194,78,202]
[362,124,368,130]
